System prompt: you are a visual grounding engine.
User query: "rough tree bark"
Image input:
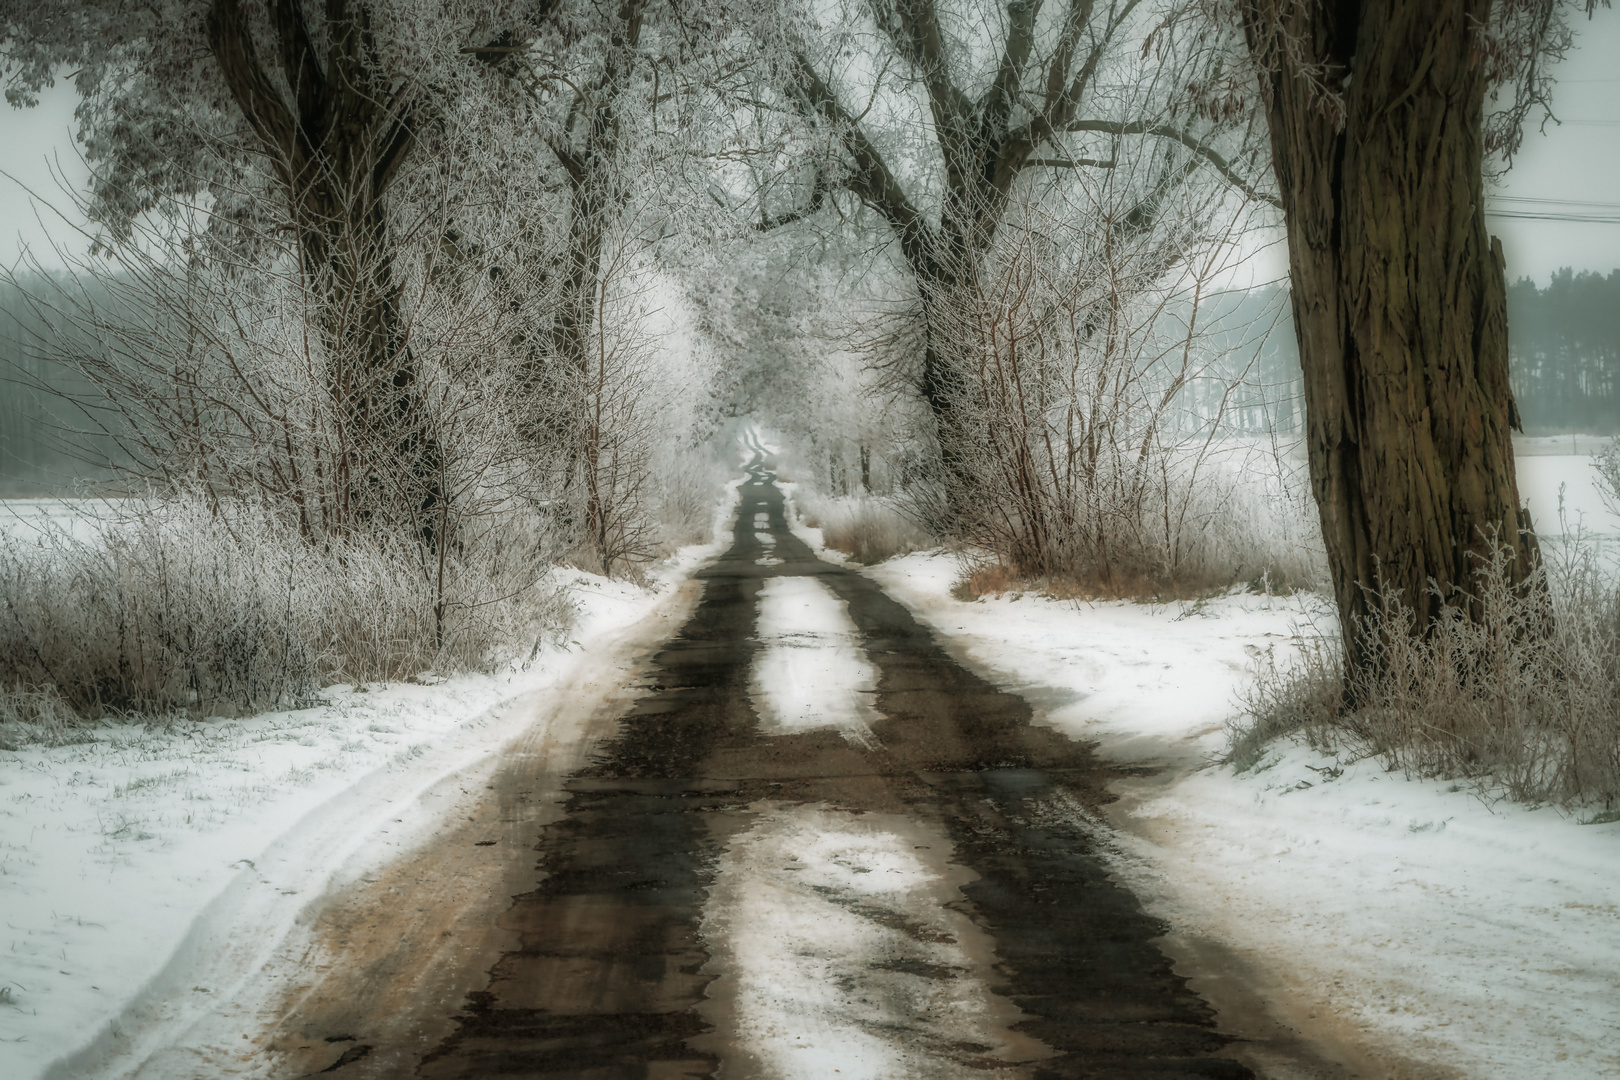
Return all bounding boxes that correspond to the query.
[207,0,444,548]
[1241,0,1539,677]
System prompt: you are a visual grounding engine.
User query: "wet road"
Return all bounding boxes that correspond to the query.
[250,447,1256,1080]
[396,447,1253,1080]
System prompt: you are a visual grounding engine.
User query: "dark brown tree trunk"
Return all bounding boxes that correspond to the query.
[1242,0,1538,677]
[207,0,444,549]
[521,0,644,575]
[301,197,444,547]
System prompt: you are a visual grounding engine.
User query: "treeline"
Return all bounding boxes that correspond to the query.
[0,274,123,495]
[1507,269,1620,435]
[11,268,1613,501]
[1190,271,1620,439]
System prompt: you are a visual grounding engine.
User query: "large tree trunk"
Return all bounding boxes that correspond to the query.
[540,0,645,575]
[301,198,444,548]
[208,0,445,550]
[1244,0,1538,678]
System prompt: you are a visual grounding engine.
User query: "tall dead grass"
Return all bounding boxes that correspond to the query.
[1229,541,1620,809]
[0,495,573,745]
[790,489,935,564]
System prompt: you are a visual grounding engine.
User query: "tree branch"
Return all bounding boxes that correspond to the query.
[270,0,326,134]
[1065,119,1280,207]
[372,94,415,199]
[871,0,973,144]
[787,52,935,273]
[206,0,301,179]
[980,0,1039,142]
[1027,157,1115,168]
[756,168,828,231]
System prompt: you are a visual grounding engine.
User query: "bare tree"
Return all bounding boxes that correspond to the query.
[745,0,1274,497]
[1,0,543,548]
[927,131,1311,592]
[201,0,451,547]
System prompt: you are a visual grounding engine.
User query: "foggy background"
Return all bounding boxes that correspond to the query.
[3,14,1618,496]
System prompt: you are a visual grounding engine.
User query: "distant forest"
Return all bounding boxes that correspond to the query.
[1204,272,1620,439]
[1507,269,1620,435]
[3,269,1616,495]
[0,274,122,496]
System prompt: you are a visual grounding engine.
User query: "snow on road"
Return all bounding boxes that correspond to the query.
[0,482,743,1080]
[866,548,1620,1079]
[702,805,1042,1079]
[750,575,880,748]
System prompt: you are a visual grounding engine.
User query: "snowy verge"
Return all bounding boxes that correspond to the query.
[865,550,1620,1080]
[775,479,843,563]
[0,477,743,1080]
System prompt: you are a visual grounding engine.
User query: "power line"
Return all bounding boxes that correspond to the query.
[1495,196,1620,209]
[1486,195,1620,223]
[1486,210,1620,223]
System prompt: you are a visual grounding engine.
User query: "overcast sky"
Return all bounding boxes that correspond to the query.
[2,14,1617,286]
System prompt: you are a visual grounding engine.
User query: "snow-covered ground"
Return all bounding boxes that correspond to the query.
[846,448,1620,1080]
[5,442,1614,1079]
[0,481,743,1080]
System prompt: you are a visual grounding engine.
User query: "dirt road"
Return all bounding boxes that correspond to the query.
[237,450,1280,1078]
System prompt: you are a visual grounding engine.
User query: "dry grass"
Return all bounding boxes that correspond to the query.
[0,495,573,744]
[947,453,1326,603]
[793,491,935,565]
[951,563,1021,600]
[1227,541,1620,809]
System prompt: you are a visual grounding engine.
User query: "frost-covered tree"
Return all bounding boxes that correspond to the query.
[1,0,540,546]
[741,0,1274,485]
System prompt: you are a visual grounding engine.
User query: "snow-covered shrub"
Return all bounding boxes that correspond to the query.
[1596,440,1620,519]
[914,147,1316,598]
[1229,540,1620,807]
[793,490,934,565]
[653,444,736,553]
[0,496,572,740]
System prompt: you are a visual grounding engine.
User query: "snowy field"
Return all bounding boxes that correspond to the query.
[0,498,136,542]
[0,482,743,1080]
[846,449,1620,1080]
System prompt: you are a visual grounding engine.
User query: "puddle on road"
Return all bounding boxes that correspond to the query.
[701,804,1047,1079]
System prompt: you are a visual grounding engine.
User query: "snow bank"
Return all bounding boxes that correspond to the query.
[0,480,742,1080]
[867,545,1620,1079]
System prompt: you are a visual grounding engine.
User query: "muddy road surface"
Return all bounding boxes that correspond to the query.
[265,449,1274,1079]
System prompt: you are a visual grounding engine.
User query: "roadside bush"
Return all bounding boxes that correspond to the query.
[0,495,573,743]
[1228,541,1620,808]
[653,446,736,555]
[791,489,934,564]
